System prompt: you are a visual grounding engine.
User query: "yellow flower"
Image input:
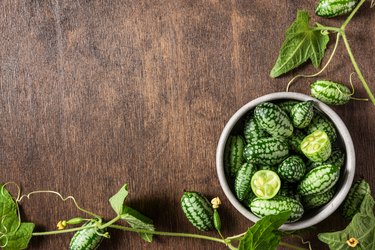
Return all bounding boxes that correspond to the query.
[57,220,67,230]
[346,237,359,248]
[211,197,222,209]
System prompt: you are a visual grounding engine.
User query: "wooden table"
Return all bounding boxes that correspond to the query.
[1,1,374,249]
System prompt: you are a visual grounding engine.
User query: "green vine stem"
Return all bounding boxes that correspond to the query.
[108,225,308,250]
[287,0,375,106]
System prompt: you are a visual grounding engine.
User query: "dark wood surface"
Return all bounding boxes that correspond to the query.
[1,1,374,249]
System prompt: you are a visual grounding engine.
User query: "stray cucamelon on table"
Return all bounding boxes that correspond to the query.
[316,0,359,18]
[181,191,214,231]
[69,219,105,250]
[224,99,345,223]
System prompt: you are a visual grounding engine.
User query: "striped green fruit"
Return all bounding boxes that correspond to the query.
[342,179,371,219]
[301,130,332,162]
[224,135,245,177]
[306,111,337,142]
[234,162,258,201]
[69,220,105,250]
[277,155,306,183]
[311,80,351,105]
[181,191,214,231]
[316,0,359,18]
[302,189,335,209]
[250,196,304,222]
[288,129,307,155]
[254,102,294,138]
[243,137,289,165]
[306,148,345,172]
[243,114,268,144]
[291,101,314,128]
[278,100,299,117]
[297,164,340,196]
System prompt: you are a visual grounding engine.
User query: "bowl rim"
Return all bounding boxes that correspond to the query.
[216,92,355,230]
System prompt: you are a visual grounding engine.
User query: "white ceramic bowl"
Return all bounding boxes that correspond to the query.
[216,92,355,230]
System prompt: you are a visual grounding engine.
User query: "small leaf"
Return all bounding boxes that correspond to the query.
[318,194,375,250]
[238,211,291,250]
[109,184,128,215]
[3,223,35,250]
[120,206,155,243]
[0,185,35,250]
[270,10,330,78]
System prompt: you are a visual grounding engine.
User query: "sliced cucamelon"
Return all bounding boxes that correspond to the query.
[234,162,257,201]
[301,130,332,162]
[342,179,371,219]
[254,102,294,138]
[291,101,314,128]
[250,196,304,222]
[181,191,214,231]
[306,111,337,142]
[288,129,307,155]
[316,0,359,18]
[224,135,245,177]
[297,164,340,196]
[277,155,306,183]
[243,114,268,144]
[243,137,289,165]
[69,219,105,250]
[302,189,335,209]
[251,170,281,199]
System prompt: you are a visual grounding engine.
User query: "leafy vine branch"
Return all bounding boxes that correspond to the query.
[271,0,375,106]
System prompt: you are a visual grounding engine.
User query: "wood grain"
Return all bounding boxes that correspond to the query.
[0,0,374,249]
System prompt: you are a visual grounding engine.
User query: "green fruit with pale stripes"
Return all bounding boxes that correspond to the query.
[297,164,340,196]
[278,100,299,117]
[342,179,371,219]
[316,0,359,18]
[243,191,257,209]
[250,196,304,222]
[69,220,105,250]
[311,80,352,105]
[288,129,306,155]
[303,189,335,209]
[277,155,306,183]
[243,114,268,144]
[306,148,345,172]
[181,191,214,231]
[235,163,258,201]
[243,137,289,165]
[306,111,337,142]
[254,102,294,138]
[301,130,332,162]
[224,135,245,177]
[291,101,314,128]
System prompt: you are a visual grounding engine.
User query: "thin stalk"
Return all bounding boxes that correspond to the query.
[341,0,366,30]
[99,215,120,229]
[341,33,375,105]
[313,26,342,33]
[32,225,96,236]
[108,224,226,244]
[226,232,246,241]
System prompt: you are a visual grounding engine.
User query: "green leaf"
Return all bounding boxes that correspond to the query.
[3,223,35,250]
[0,185,35,250]
[270,10,330,78]
[318,194,375,250]
[238,211,291,250]
[109,184,128,215]
[120,205,155,243]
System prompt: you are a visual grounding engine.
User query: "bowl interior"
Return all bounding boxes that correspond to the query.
[216,92,355,230]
